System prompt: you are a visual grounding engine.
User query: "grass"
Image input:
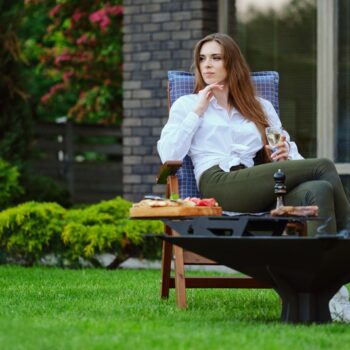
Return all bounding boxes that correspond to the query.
[0,266,349,350]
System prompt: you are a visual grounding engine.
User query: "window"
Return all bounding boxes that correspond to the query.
[234,0,317,158]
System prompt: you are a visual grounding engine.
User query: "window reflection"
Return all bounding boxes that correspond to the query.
[235,0,317,158]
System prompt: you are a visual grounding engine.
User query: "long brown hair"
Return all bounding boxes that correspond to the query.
[193,33,270,162]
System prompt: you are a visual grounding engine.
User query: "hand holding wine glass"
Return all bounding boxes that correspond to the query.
[265,126,289,162]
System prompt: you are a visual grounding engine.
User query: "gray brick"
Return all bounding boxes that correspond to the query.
[124,137,142,146]
[151,13,171,22]
[184,1,202,10]
[141,4,161,13]
[146,118,166,127]
[123,91,132,99]
[191,10,203,19]
[133,52,151,61]
[132,184,152,195]
[132,89,152,99]
[151,32,171,41]
[141,61,161,71]
[144,155,161,164]
[162,2,184,12]
[132,14,152,24]
[124,156,142,165]
[142,175,158,183]
[123,175,142,184]
[182,40,198,49]
[162,21,182,31]
[123,119,143,128]
[123,5,141,15]
[171,31,192,41]
[133,164,152,173]
[142,23,161,32]
[172,11,192,21]
[140,42,161,51]
[151,70,167,79]
[123,24,142,34]
[124,0,146,5]
[131,33,151,42]
[142,79,162,89]
[123,165,132,174]
[191,29,203,38]
[141,99,161,108]
[183,20,202,30]
[152,127,163,136]
[160,41,181,50]
[143,137,159,147]
[130,71,151,81]
[123,99,141,109]
[123,147,132,156]
[123,72,132,80]
[123,62,140,72]
[133,147,153,156]
[152,184,166,195]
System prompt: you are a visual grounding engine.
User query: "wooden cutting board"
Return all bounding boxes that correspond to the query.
[129,206,222,218]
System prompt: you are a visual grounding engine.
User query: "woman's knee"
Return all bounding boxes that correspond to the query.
[315,158,337,172]
[305,180,333,197]
[289,180,333,205]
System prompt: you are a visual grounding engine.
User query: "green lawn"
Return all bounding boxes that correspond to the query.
[0,266,348,350]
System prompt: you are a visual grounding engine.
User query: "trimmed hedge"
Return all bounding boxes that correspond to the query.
[0,197,163,267]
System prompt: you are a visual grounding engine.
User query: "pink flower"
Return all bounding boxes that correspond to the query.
[63,71,73,82]
[107,5,123,16]
[49,4,62,18]
[76,34,88,45]
[72,9,85,22]
[41,83,65,104]
[50,83,65,94]
[41,93,51,104]
[100,17,111,30]
[55,53,72,65]
[89,9,106,24]
[89,7,113,30]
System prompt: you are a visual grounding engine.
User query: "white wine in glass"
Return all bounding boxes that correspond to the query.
[265,126,283,159]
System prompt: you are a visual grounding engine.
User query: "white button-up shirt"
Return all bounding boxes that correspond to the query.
[157,94,303,187]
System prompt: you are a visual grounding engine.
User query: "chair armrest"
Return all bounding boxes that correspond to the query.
[156,160,183,184]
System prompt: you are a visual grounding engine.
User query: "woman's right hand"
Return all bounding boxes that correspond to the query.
[193,83,224,117]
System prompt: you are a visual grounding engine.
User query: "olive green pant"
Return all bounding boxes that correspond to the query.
[199,158,350,235]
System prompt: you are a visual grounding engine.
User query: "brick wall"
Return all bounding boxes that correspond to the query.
[122,0,218,202]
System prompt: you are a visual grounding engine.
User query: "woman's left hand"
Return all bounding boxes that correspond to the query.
[265,135,289,161]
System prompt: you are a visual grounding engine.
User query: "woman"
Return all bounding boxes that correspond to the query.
[157,33,350,237]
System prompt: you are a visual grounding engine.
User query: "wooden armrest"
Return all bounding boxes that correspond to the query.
[156,160,183,184]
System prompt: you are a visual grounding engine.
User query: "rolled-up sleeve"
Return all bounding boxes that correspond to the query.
[157,96,201,163]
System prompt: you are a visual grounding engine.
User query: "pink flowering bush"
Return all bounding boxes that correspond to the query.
[26,0,123,124]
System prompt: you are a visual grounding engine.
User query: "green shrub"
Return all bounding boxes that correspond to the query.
[0,159,24,210]
[62,196,163,266]
[0,196,163,267]
[0,201,66,265]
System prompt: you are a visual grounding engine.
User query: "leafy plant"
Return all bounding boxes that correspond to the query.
[0,196,163,267]
[62,197,163,267]
[0,159,24,210]
[25,0,123,124]
[0,201,66,265]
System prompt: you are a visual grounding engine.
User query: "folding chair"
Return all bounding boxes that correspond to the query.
[157,71,293,308]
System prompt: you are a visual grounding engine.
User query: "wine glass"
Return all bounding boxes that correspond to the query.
[265,126,283,161]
